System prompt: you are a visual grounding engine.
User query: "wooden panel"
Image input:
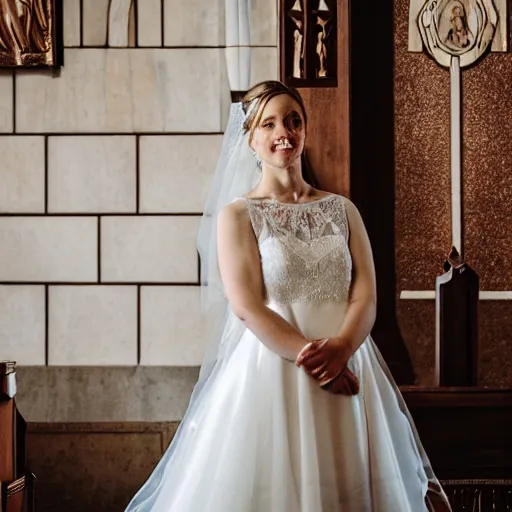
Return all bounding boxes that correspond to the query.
[402,387,512,480]
[280,0,350,195]
[26,422,177,512]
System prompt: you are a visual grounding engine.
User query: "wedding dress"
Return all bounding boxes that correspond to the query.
[126,194,448,512]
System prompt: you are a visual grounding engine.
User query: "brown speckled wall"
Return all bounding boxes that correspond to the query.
[394,0,512,386]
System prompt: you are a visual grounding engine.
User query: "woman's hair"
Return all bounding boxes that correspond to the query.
[241,81,317,187]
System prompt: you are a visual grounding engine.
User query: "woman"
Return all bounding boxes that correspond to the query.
[125,81,451,511]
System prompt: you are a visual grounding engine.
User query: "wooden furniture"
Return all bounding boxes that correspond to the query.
[0,362,35,512]
[402,386,512,510]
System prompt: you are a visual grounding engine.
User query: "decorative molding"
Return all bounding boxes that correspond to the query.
[400,290,512,300]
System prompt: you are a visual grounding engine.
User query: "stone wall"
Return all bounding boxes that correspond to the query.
[0,0,278,421]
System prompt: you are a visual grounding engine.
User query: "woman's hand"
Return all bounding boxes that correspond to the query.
[296,337,359,395]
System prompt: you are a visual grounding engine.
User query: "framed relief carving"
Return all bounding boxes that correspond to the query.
[0,0,63,67]
[281,0,338,87]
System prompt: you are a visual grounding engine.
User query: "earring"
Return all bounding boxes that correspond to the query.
[251,150,262,170]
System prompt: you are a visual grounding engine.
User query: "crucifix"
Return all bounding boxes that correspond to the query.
[407,0,505,386]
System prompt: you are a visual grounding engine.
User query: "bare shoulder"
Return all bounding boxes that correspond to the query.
[218,199,251,230]
[340,197,360,218]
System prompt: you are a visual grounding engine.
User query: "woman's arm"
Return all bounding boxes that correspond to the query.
[335,199,377,352]
[217,201,309,361]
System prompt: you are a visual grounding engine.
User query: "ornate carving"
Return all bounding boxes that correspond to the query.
[282,0,337,87]
[0,0,62,68]
[418,0,498,68]
[409,0,506,56]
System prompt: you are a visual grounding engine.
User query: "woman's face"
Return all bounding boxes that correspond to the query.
[250,93,306,170]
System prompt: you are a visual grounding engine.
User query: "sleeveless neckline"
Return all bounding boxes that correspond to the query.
[243,194,337,207]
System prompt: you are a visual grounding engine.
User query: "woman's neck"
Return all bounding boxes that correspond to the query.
[254,164,312,202]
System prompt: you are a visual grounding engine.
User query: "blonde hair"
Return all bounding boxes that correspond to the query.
[241,81,308,143]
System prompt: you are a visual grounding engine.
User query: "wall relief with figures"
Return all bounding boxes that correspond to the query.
[0,0,62,67]
[281,0,338,87]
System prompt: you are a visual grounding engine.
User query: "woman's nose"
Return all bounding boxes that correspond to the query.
[274,124,291,139]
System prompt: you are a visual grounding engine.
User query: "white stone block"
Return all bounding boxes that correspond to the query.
[83,0,109,46]
[0,137,45,213]
[0,218,97,282]
[48,286,137,365]
[139,135,221,213]
[16,49,223,133]
[108,0,132,47]
[164,0,224,46]
[63,0,81,46]
[140,286,207,366]
[250,47,278,85]
[137,0,162,46]
[48,136,136,213]
[0,71,13,133]
[0,286,45,365]
[251,0,277,46]
[101,216,199,282]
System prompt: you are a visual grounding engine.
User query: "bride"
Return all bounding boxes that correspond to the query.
[125,81,451,511]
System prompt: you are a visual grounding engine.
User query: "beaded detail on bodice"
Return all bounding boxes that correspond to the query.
[243,195,352,305]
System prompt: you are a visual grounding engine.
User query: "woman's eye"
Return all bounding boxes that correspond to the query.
[263,123,274,129]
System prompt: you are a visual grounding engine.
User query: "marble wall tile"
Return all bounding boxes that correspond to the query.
[108,0,132,47]
[139,135,221,213]
[16,49,223,133]
[0,71,13,132]
[63,0,81,46]
[140,286,207,366]
[0,137,45,213]
[0,286,45,365]
[164,0,224,46]
[48,136,136,213]
[101,216,200,282]
[137,0,162,46]
[48,286,137,365]
[0,217,97,282]
[251,0,277,46]
[250,46,278,85]
[83,0,109,46]
[16,366,199,421]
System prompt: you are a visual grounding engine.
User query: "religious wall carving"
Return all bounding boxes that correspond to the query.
[408,0,507,56]
[0,0,62,67]
[281,0,337,87]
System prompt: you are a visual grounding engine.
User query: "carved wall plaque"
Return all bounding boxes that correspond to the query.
[281,0,338,87]
[408,0,506,54]
[0,0,63,68]
[418,0,498,68]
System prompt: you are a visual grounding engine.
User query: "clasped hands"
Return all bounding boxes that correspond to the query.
[295,337,359,395]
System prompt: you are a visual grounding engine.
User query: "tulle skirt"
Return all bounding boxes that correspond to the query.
[126,300,448,511]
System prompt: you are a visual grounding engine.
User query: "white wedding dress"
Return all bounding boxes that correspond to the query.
[126,194,449,512]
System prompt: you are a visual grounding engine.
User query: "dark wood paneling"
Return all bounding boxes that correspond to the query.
[26,422,176,512]
[402,387,512,480]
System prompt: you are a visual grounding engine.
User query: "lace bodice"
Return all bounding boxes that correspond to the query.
[243,195,352,304]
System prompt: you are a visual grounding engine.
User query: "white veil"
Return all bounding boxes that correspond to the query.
[125,102,261,511]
